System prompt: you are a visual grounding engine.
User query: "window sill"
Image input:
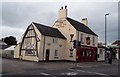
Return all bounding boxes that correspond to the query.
[54,57,59,59]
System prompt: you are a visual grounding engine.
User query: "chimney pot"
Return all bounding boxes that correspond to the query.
[61,6,63,9]
[65,5,67,9]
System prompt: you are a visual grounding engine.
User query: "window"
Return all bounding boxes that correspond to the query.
[54,50,58,56]
[70,51,73,57]
[53,38,58,43]
[80,51,84,56]
[25,50,37,56]
[88,51,92,56]
[84,51,87,56]
[81,34,84,44]
[54,50,58,59]
[100,49,103,54]
[86,37,90,44]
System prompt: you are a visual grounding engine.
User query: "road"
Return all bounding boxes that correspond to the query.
[2,58,119,77]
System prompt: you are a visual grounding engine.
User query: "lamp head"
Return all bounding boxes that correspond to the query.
[105,13,109,16]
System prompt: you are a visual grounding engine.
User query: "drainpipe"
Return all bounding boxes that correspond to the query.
[43,35,46,61]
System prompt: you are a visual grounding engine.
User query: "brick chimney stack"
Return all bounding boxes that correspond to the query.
[58,5,68,19]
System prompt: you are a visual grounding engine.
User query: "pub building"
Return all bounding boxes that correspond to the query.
[14,5,98,62]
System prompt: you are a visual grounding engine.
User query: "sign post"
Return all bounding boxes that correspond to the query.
[72,40,81,68]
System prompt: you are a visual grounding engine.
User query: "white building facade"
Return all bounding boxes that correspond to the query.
[14,6,98,62]
[97,43,105,61]
[53,6,98,62]
[14,23,66,62]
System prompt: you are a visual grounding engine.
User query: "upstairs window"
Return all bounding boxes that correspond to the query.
[81,34,84,44]
[86,37,90,45]
[53,38,58,43]
[93,37,95,45]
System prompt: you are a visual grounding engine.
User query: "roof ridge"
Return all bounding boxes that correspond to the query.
[32,22,58,30]
[67,17,90,28]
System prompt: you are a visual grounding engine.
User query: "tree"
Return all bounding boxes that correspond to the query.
[2,36,17,45]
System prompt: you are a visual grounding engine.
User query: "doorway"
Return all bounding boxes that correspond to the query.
[45,49,50,61]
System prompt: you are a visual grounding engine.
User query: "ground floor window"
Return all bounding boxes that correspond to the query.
[70,51,73,57]
[88,51,92,56]
[80,50,92,57]
[54,50,58,59]
[80,51,84,56]
[25,50,37,56]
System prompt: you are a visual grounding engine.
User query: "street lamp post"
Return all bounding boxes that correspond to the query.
[105,13,109,64]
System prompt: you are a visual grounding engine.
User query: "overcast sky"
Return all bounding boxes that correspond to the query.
[1,1,119,44]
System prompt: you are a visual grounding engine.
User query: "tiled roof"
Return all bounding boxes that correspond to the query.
[0,40,10,49]
[112,40,120,46]
[66,17,98,36]
[33,22,66,39]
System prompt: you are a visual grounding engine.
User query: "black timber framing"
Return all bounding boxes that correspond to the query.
[33,24,39,57]
[19,24,39,58]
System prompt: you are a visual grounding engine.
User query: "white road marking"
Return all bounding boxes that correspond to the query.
[61,72,77,75]
[67,72,77,75]
[91,72,108,76]
[78,65,92,68]
[41,72,50,75]
[77,70,108,76]
[70,69,108,76]
[77,70,86,72]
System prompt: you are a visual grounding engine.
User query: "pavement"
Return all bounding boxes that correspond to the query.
[1,58,119,77]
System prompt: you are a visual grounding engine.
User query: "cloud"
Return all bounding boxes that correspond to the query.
[1,25,25,41]
[1,2,118,43]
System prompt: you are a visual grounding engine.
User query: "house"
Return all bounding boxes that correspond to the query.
[53,6,98,62]
[14,43,21,59]
[0,40,10,57]
[0,40,10,49]
[2,45,15,58]
[97,43,105,61]
[14,5,98,62]
[14,23,66,62]
[110,40,120,59]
